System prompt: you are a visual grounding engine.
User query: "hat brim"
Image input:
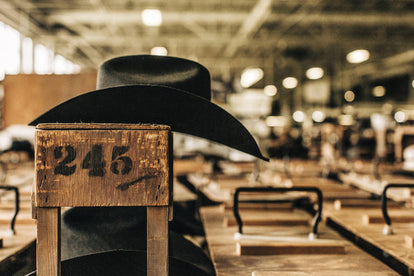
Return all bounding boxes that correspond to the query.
[29,85,268,161]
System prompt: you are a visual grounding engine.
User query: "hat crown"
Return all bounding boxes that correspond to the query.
[97,55,211,100]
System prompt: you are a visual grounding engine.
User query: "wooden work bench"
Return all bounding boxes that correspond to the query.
[202,173,373,205]
[0,161,36,274]
[197,162,403,275]
[339,172,414,202]
[326,206,414,275]
[200,204,398,275]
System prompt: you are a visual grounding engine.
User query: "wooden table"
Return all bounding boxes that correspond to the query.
[339,172,414,202]
[0,162,36,274]
[201,205,398,275]
[326,206,414,275]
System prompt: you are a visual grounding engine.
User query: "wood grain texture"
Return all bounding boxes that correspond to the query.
[225,217,309,227]
[237,242,346,255]
[35,124,171,207]
[36,207,61,276]
[362,214,414,224]
[34,124,172,276]
[147,206,169,276]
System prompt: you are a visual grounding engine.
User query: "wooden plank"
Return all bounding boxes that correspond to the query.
[252,271,396,276]
[0,209,36,225]
[225,217,309,227]
[35,124,170,207]
[237,242,346,255]
[0,217,35,225]
[173,158,207,175]
[223,202,293,211]
[201,205,398,275]
[405,236,414,248]
[147,206,169,276]
[326,208,414,274]
[333,199,400,210]
[0,201,32,210]
[362,214,414,224]
[36,207,61,276]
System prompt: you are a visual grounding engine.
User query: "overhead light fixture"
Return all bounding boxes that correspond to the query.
[305,67,324,80]
[240,68,263,88]
[372,86,386,97]
[394,111,407,123]
[142,9,162,26]
[150,46,168,56]
[411,80,414,88]
[282,77,298,89]
[371,113,387,131]
[292,110,305,123]
[264,85,277,96]
[312,110,325,123]
[346,49,370,64]
[344,90,355,102]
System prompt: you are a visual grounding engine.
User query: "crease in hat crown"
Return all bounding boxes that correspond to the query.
[97,55,211,101]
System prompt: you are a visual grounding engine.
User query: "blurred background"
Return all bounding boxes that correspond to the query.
[0,0,414,163]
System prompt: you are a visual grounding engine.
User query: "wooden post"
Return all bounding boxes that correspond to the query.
[147,206,169,276]
[34,123,172,276]
[36,208,61,276]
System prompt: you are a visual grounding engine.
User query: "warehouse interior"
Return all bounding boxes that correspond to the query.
[1,1,414,275]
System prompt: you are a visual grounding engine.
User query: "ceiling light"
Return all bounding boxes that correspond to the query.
[371,114,387,131]
[306,67,324,80]
[292,111,305,123]
[266,116,286,127]
[240,68,263,88]
[151,46,168,56]
[346,49,370,64]
[264,85,277,96]
[312,110,325,123]
[372,86,386,97]
[282,77,298,89]
[344,90,355,102]
[142,9,162,26]
[395,111,407,123]
[412,80,414,88]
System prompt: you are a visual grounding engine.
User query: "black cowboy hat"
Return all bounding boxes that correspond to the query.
[29,55,267,161]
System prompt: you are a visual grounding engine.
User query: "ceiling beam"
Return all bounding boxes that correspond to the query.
[47,31,414,51]
[46,10,414,26]
[224,0,272,57]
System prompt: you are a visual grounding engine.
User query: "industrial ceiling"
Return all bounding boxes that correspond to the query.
[1,0,414,90]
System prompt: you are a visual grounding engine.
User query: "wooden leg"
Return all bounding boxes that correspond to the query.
[37,207,61,276]
[147,206,169,276]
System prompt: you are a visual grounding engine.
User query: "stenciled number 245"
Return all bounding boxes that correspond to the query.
[53,144,132,177]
